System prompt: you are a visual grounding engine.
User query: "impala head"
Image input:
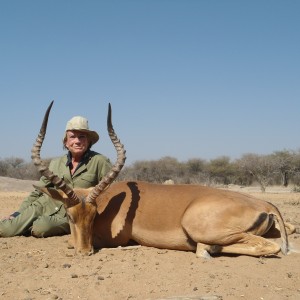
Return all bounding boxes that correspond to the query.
[32,101,126,255]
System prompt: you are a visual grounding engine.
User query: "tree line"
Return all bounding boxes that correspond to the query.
[2,150,300,192]
[118,150,300,192]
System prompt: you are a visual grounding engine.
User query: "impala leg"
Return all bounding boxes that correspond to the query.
[264,221,296,238]
[196,234,281,258]
[218,235,281,256]
[196,243,222,259]
[284,222,296,235]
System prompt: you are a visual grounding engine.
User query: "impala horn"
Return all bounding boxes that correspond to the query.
[31,101,81,206]
[86,103,126,203]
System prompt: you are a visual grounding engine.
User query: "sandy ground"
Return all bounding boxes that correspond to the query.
[0,177,299,300]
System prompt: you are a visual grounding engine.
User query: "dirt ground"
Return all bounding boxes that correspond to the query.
[0,176,299,300]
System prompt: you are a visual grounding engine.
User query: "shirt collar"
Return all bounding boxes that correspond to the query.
[66,149,91,168]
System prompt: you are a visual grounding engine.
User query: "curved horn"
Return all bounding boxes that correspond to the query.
[31,101,81,206]
[86,103,126,203]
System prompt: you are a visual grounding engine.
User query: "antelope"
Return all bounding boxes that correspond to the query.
[32,101,295,257]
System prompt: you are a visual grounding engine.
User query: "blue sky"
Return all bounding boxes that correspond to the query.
[1,0,299,166]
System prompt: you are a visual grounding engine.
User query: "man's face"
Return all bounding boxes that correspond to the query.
[65,130,89,157]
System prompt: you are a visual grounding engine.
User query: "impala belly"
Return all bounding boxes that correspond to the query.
[131,225,195,251]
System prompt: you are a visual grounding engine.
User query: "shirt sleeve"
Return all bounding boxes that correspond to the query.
[99,157,113,180]
[17,161,54,213]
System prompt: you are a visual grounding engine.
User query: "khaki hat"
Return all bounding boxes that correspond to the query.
[63,116,99,146]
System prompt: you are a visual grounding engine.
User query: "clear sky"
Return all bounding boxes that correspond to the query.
[1,0,299,166]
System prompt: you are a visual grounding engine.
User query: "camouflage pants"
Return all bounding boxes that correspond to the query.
[0,201,70,238]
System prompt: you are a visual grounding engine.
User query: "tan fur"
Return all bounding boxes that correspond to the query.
[39,181,295,258]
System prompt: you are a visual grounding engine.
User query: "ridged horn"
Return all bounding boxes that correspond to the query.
[86,103,126,203]
[31,101,81,206]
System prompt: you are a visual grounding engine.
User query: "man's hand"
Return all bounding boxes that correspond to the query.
[1,212,19,221]
[1,215,15,221]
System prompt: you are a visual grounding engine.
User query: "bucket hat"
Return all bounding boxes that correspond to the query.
[63,116,99,146]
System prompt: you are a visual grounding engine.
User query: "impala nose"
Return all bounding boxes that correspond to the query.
[76,247,94,256]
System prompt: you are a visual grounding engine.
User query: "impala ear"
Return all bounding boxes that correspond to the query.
[33,185,67,201]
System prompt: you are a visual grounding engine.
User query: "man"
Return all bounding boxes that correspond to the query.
[0,115,112,237]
